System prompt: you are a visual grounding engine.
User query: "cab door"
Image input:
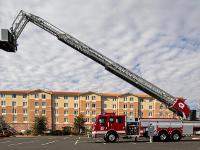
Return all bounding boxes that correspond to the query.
[107,116,115,130]
[115,116,125,131]
[97,116,108,131]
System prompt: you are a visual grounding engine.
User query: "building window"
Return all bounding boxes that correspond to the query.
[55,103,58,107]
[42,110,46,115]
[64,110,68,115]
[64,96,68,100]
[86,103,90,108]
[56,117,59,123]
[74,103,78,108]
[64,103,68,108]
[35,94,39,99]
[0,94,5,98]
[113,97,117,101]
[23,102,27,107]
[23,94,27,99]
[130,97,134,101]
[42,102,46,106]
[12,108,17,114]
[149,105,153,109]
[23,116,27,122]
[35,110,39,115]
[42,94,46,99]
[103,104,107,108]
[139,98,144,102]
[12,101,16,107]
[74,110,78,115]
[160,104,164,109]
[86,96,89,100]
[86,118,90,123]
[13,116,17,122]
[92,118,96,123]
[54,95,58,100]
[140,112,144,118]
[124,112,127,115]
[12,94,16,99]
[140,105,143,109]
[130,104,133,108]
[92,104,96,108]
[92,110,96,115]
[124,97,128,101]
[86,110,90,116]
[2,108,6,114]
[1,101,6,106]
[149,98,153,102]
[130,112,133,116]
[74,96,78,100]
[149,112,153,117]
[113,104,116,109]
[23,109,27,114]
[55,109,58,115]
[124,104,128,109]
[35,102,39,107]
[64,118,68,123]
[92,96,96,100]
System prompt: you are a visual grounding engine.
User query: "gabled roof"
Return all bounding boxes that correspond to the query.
[0,90,31,94]
[30,89,52,94]
[99,92,122,97]
[79,91,101,96]
[118,92,135,97]
[133,93,152,98]
[50,91,81,95]
[0,89,52,94]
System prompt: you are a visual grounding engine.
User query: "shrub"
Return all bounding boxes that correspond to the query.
[32,116,47,135]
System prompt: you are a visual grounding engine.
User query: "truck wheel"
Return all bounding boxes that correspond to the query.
[171,132,181,141]
[104,136,109,142]
[158,131,169,142]
[106,132,117,143]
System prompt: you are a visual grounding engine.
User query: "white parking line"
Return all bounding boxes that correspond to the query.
[192,137,200,140]
[0,141,11,143]
[7,141,34,146]
[41,140,56,146]
[75,140,79,145]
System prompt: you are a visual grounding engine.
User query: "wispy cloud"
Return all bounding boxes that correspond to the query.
[0,0,200,107]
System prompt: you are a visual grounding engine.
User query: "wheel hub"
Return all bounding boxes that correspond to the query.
[160,134,167,140]
[109,134,115,141]
[173,133,179,140]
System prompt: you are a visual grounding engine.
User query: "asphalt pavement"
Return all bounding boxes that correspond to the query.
[0,135,200,150]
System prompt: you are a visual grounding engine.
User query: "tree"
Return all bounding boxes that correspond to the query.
[32,116,47,135]
[74,114,85,134]
[0,116,6,131]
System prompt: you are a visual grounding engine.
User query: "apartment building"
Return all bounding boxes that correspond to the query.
[0,89,175,132]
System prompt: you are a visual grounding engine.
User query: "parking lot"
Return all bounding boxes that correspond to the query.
[0,136,200,150]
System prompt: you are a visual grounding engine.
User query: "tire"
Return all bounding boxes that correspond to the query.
[104,136,108,142]
[158,131,169,142]
[106,132,117,143]
[171,131,181,142]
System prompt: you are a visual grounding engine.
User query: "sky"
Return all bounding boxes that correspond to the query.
[0,0,200,108]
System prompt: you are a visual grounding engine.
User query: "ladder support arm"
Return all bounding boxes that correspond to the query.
[0,10,191,118]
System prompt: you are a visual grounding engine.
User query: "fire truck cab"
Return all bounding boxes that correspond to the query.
[92,113,200,142]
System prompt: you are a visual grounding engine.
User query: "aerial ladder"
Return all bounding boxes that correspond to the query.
[0,10,191,119]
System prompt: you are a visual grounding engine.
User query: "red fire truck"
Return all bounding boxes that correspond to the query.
[92,113,200,142]
[1,11,200,142]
